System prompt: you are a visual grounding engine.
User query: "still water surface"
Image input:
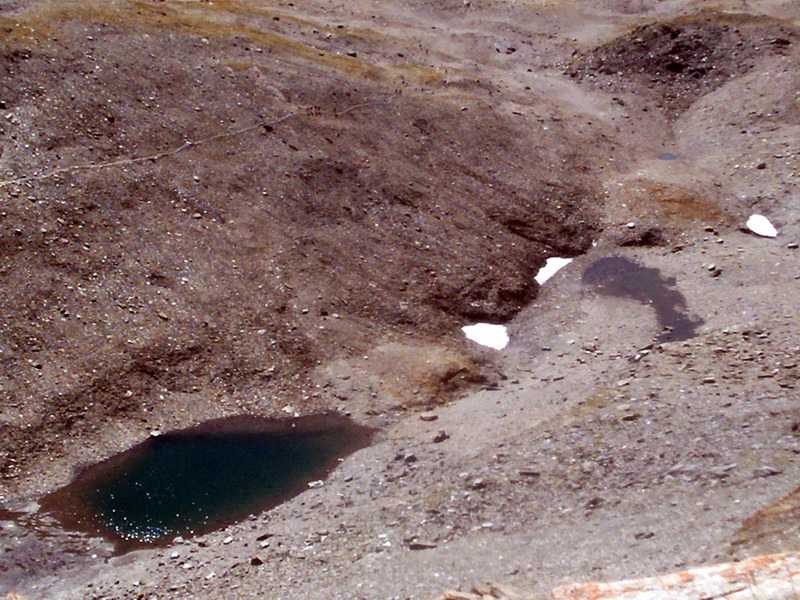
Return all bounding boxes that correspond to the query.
[40,413,374,552]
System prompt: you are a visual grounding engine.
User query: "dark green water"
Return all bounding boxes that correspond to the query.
[40,414,373,552]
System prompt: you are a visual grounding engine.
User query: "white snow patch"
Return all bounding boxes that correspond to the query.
[462,323,509,350]
[747,214,778,238]
[535,257,573,285]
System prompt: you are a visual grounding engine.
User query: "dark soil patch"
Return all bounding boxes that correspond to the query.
[731,486,800,558]
[582,255,703,343]
[619,227,666,248]
[566,10,798,117]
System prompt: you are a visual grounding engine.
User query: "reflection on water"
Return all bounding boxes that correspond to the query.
[39,413,374,553]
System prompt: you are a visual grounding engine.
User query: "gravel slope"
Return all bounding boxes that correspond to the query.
[1,0,800,598]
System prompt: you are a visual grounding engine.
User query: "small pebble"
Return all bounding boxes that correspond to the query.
[433,430,450,443]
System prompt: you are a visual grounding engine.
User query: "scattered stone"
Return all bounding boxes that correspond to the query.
[403,452,418,464]
[419,412,439,422]
[222,536,233,545]
[585,497,604,510]
[433,430,450,443]
[256,533,273,542]
[753,466,782,478]
[408,540,438,550]
[437,582,527,600]
[789,242,798,249]
[468,477,487,490]
[710,464,737,478]
[518,469,541,478]
[437,592,479,600]
[250,555,263,566]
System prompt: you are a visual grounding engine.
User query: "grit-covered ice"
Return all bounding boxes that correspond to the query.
[747,214,778,238]
[462,323,509,350]
[535,257,573,285]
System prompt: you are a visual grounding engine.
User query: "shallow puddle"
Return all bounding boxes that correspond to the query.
[582,256,702,343]
[39,414,374,552]
[658,152,679,160]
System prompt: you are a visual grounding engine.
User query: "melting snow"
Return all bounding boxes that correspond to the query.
[461,257,573,350]
[462,323,509,350]
[535,257,573,285]
[747,214,778,238]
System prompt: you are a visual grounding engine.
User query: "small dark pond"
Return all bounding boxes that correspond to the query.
[39,413,374,553]
[582,256,702,343]
[658,152,679,161]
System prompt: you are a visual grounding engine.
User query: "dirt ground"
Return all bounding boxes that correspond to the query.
[0,0,799,598]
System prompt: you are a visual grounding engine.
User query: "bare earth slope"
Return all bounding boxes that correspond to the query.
[1,0,799,598]
[0,0,603,493]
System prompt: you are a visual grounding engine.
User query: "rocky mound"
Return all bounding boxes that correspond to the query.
[566,11,798,117]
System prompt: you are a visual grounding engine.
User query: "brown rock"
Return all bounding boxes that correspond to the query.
[550,553,800,599]
[433,430,450,443]
[408,540,438,550]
